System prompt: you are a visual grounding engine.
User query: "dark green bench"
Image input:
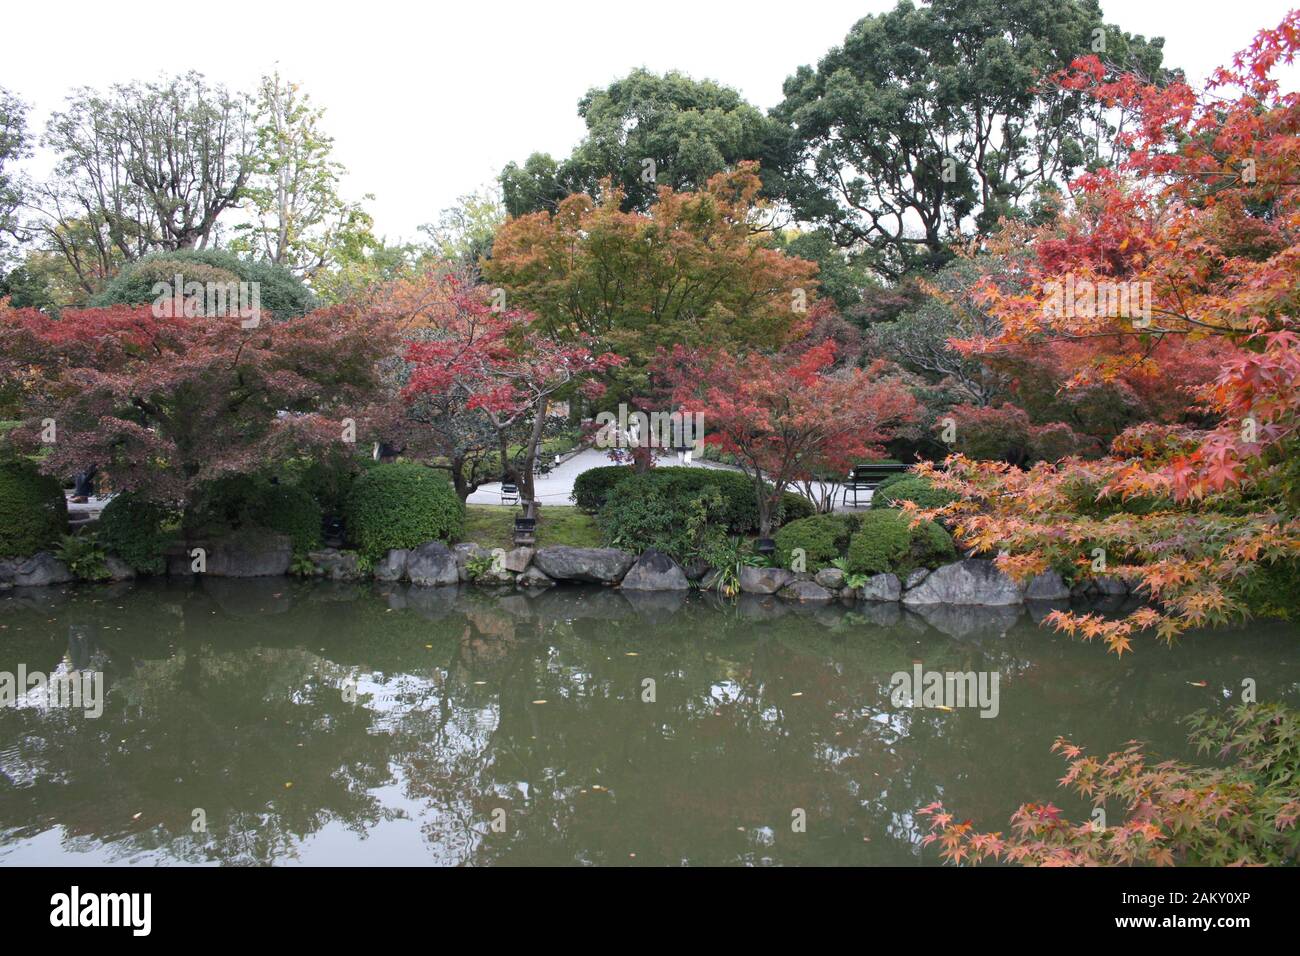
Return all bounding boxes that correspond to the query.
[841,462,908,508]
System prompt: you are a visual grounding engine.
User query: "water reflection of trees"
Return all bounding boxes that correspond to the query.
[0,581,1296,865]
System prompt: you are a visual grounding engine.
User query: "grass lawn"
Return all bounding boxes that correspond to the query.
[458,505,602,551]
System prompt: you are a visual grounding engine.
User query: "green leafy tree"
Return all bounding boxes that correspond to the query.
[501,69,787,216]
[774,0,1170,278]
[31,71,256,294]
[0,86,29,266]
[419,185,505,267]
[865,256,1009,406]
[231,72,375,281]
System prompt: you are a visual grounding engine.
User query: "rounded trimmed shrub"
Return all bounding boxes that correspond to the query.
[778,490,817,524]
[573,465,633,513]
[846,509,955,577]
[345,462,464,558]
[91,248,315,320]
[872,472,913,497]
[99,492,173,574]
[596,473,727,562]
[774,514,855,571]
[871,475,957,511]
[573,464,813,532]
[0,457,67,557]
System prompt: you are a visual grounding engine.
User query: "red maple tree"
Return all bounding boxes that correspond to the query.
[660,341,921,535]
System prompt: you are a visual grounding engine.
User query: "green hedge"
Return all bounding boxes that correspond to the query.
[183,473,322,553]
[846,509,955,577]
[774,514,857,571]
[0,457,67,557]
[596,473,727,563]
[99,492,174,574]
[573,466,632,513]
[871,475,957,510]
[345,462,464,558]
[573,465,813,532]
[280,455,371,517]
[872,472,912,497]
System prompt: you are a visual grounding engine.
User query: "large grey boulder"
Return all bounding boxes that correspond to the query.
[778,579,834,603]
[517,565,555,589]
[739,566,793,594]
[375,549,409,582]
[209,535,292,577]
[533,546,634,583]
[621,549,688,591]
[902,559,1024,606]
[179,534,293,577]
[1024,570,1070,601]
[857,572,902,602]
[904,568,930,589]
[104,555,135,582]
[10,552,74,587]
[813,567,845,590]
[1071,576,1129,598]
[503,547,534,573]
[407,542,460,587]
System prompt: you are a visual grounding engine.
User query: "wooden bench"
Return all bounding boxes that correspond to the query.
[841,462,908,508]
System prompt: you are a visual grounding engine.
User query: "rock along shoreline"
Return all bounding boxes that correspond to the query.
[1,540,1134,610]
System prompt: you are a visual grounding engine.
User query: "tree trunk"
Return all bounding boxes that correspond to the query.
[450,452,470,502]
[519,397,549,517]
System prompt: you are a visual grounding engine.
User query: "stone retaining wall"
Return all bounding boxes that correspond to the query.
[1,540,1133,613]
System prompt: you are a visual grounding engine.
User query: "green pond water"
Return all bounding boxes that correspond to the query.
[0,578,1295,866]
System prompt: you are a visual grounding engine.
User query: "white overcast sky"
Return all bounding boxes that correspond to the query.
[4,0,1296,243]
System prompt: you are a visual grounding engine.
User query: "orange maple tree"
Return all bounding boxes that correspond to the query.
[915,13,1300,653]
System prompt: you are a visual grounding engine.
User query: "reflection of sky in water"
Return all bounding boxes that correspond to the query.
[0,580,1296,866]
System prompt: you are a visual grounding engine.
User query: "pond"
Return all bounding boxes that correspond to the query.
[0,579,1296,866]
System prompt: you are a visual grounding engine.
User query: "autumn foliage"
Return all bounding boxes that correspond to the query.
[394,269,621,502]
[919,703,1300,866]
[660,342,921,534]
[484,162,818,398]
[917,13,1300,651]
[0,300,391,503]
